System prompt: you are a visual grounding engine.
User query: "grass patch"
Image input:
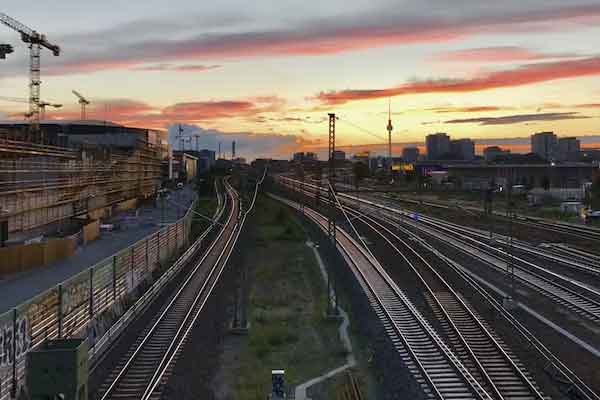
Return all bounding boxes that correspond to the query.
[233,196,347,399]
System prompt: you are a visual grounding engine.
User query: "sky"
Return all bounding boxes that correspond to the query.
[1,1,600,159]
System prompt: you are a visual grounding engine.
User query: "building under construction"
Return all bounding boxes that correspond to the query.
[0,120,169,245]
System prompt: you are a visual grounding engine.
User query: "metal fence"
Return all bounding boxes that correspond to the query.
[0,200,195,400]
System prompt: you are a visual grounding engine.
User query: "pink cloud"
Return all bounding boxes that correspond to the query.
[316,56,600,105]
[14,97,286,129]
[432,46,581,63]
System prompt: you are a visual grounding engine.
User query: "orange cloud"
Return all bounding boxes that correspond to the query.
[20,97,286,129]
[431,46,581,63]
[426,106,512,113]
[316,56,600,105]
[131,64,221,72]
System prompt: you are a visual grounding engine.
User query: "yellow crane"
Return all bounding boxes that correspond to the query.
[72,90,90,120]
[0,13,60,127]
[0,96,62,120]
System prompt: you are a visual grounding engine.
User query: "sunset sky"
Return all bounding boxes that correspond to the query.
[1,1,600,159]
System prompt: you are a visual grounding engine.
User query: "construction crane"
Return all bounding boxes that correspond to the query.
[0,43,13,59]
[0,13,60,128]
[0,96,62,119]
[72,90,90,120]
[37,101,62,119]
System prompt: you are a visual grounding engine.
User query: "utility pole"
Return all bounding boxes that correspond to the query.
[327,113,338,315]
[177,124,184,152]
[504,167,516,310]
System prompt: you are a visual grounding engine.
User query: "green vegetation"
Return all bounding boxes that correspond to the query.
[234,197,347,399]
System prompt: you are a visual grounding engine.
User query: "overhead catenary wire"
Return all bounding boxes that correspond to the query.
[337,117,388,143]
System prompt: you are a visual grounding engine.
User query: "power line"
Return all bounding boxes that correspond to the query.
[337,117,387,142]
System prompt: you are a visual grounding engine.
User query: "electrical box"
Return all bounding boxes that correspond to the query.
[26,338,89,400]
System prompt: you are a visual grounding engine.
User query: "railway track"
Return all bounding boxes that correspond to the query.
[97,180,241,400]
[275,194,494,400]
[393,213,600,325]
[339,204,547,400]
[275,176,600,400]
[375,191,600,244]
[280,176,600,325]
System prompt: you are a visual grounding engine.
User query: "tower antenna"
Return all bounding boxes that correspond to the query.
[386,98,394,182]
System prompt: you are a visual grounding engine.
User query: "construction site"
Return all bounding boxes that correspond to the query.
[0,13,174,275]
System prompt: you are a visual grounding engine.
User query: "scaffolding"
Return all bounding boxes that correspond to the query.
[0,134,162,237]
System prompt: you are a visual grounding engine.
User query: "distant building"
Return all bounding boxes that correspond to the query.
[293,152,318,162]
[447,163,593,191]
[197,149,216,166]
[483,146,510,162]
[558,137,580,161]
[531,132,558,161]
[451,139,475,161]
[402,147,420,163]
[332,150,346,161]
[352,151,370,166]
[172,152,198,183]
[426,133,450,160]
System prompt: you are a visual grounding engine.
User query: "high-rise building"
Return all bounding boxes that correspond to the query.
[531,132,557,161]
[451,139,475,161]
[426,133,450,160]
[558,137,580,161]
[483,146,510,162]
[402,147,420,163]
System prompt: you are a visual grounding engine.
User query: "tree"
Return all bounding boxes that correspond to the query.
[353,162,370,189]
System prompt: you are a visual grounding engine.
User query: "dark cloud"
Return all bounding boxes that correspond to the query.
[3,3,600,77]
[444,112,591,125]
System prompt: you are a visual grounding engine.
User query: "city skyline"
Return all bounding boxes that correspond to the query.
[2,1,600,158]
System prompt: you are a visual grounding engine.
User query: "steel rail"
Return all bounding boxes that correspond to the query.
[275,195,490,400]
[98,180,238,400]
[141,171,266,399]
[340,204,546,400]
[276,176,600,400]
[280,176,600,323]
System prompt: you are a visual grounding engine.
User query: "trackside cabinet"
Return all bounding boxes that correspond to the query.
[26,338,89,400]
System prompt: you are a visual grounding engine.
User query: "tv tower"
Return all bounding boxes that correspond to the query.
[386,99,393,172]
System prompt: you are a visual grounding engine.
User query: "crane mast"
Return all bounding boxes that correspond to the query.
[0,13,60,129]
[72,90,90,120]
